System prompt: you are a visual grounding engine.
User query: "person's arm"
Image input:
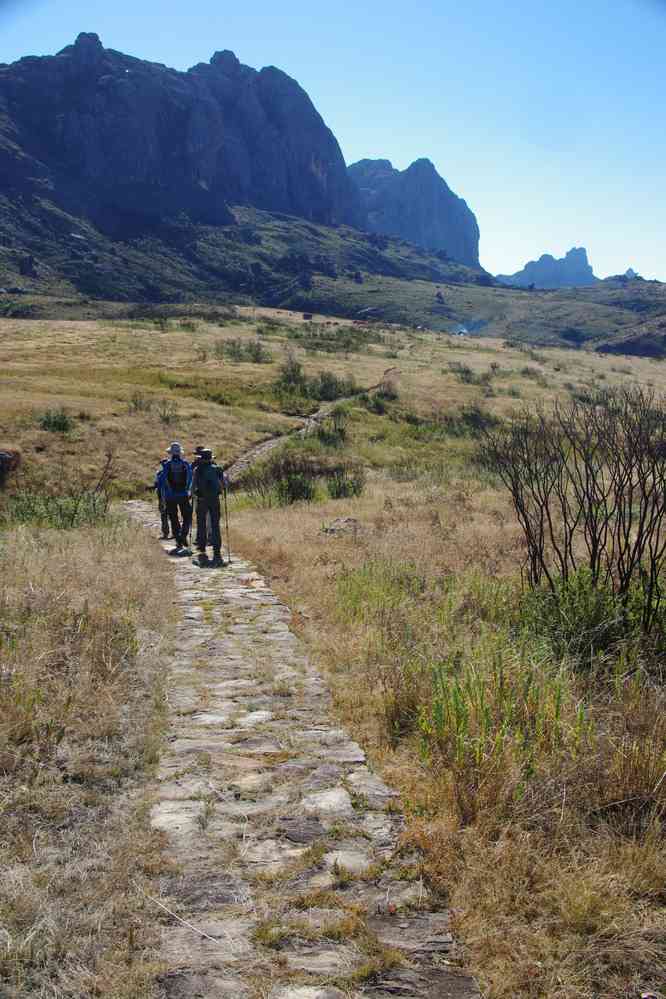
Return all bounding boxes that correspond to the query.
[186,461,193,496]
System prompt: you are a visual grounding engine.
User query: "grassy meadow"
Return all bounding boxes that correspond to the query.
[1,308,666,997]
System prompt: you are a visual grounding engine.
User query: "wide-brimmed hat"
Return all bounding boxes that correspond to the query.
[201,448,215,461]
[194,445,205,455]
[166,441,183,456]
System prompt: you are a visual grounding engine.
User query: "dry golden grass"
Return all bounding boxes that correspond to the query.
[0,516,175,997]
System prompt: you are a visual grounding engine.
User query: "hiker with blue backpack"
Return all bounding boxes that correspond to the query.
[157,442,193,554]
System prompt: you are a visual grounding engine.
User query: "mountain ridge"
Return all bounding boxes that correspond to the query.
[496,247,598,289]
[348,157,480,267]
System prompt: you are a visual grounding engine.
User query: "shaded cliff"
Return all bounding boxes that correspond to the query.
[0,33,361,236]
[348,158,480,268]
[497,247,598,289]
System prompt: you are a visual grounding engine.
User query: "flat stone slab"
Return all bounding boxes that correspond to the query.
[164,970,251,998]
[236,709,274,728]
[347,767,398,807]
[283,943,361,975]
[300,787,354,819]
[151,800,201,834]
[161,916,255,970]
[323,848,373,874]
[270,988,347,999]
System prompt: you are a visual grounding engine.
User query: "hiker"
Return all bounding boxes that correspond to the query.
[192,447,227,566]
[151,458,171,539]
[191,445,210,550]
[157,442,192,553]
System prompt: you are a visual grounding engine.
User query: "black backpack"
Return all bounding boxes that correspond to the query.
[166,458,188,491]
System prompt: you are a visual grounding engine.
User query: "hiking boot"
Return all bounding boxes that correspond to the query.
[168,545,182,556]
[194,551,210,567]
[211,551,225,567]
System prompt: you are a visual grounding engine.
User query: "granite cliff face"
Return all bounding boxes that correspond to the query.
[0,33,361,235]
[347,158,480,268]
[497,247,598,289]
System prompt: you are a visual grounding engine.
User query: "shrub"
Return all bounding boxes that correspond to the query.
[481,386,666,645]
[520,568,648,665]
[276,469,316,505]
[273,352,355,402]
[360,392,386,415]
[128,391,152,413]
[2,490,110,529]
[316,406,348,447]
[245,339,272,363]
[222,338,272,363]
[448,361,477,384]
[239,452,320,507]
[38,408,73,433]
[326,463,366,499]
[157,399,178,425]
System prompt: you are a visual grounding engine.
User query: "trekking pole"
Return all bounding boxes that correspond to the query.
[222,480,232,564]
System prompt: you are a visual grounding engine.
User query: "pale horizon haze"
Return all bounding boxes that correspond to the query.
[1,0,664,280]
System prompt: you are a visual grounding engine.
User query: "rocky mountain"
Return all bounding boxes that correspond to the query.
[496,247,598,289]
[347,158,480,268]
[0,33,361,238]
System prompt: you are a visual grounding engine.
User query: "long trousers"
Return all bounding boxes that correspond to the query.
[158,493,170,536]
[165,497,192,547]
[195,496,221,553]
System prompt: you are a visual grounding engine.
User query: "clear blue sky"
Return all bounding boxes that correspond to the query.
[2,0,664,279]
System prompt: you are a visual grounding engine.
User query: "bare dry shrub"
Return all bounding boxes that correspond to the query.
[482,386,666,637]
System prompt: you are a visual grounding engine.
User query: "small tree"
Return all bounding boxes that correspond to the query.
[481,386,666,636]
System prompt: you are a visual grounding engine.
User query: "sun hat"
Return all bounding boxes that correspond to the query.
[166,441,183,456]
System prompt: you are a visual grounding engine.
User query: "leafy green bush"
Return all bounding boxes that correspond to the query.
[316,406,348,447]
[276,470,316,505]
[326,463,366,499]
[2,490,110,529]
[239,452,320,506]
[520,568,663,668]
[222,338,273,363]
[359,392,387,415]
[38,408,73,433]
[273,353,355,402]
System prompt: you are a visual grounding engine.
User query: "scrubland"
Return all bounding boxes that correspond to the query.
[1,308,665,997]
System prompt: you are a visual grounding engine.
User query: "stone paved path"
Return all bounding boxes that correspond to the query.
[126,501,480,999]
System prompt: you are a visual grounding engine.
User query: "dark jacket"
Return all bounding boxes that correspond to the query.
[157,457,192,500]
[192,461,225,499]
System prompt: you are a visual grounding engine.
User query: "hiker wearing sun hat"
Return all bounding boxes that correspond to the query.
[191,447,226,566]
[157,442,192,554]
